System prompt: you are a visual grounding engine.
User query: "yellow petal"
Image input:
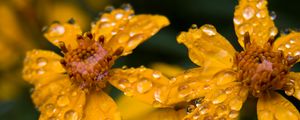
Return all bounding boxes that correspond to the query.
[92,8,169,55]
[183,82,248,120]
[150,62,184,77]
[139,108,186,120]
[234,0,277,48]
[257,92,300,120]
[177,24,236,69]
[23,50,65,85]
[117,95,154,120]
[273,32,300,62]
[287,72,300,100]
[107,67,170,107]
[82,91,121,120]
[44,22,82,50]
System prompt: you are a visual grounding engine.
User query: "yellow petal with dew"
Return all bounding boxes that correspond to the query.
[177,24,236,69]
[273,32,300,62]
[287,72,300,100]
[234,0,277,48]
[257,91,300,120]
[44,22,82,50]
[139,108,186,120]
[150,62,184,77]
[183,82,248,120]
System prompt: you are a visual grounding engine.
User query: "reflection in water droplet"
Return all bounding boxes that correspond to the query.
[136,79,153,93]
[269,27,277,37]
[201,24,217,36]
[50,25,65,37]
[243,6,255,20]
[256,10,267,18]
[256,0,267,9]
[285,43,291,49]
[124,88,134,96]
[190,24,198,29]
[37,68,45,75]
[115,13,124,20]
[229,110,239,118]
[37,57,48,67]
[270,11,277,20]
[57,95,70,107]
[64,110,78,120]
[152,72,161,79]
[118,79,130,89]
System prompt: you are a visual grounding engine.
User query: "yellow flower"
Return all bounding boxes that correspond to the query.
[23,4,169,120]
[108,0,300,120]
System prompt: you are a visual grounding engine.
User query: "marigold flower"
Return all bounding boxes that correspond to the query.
[108,0,300,120]
[22,4,169,120]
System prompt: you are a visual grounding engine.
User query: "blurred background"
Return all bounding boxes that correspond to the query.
[0,0,300,120]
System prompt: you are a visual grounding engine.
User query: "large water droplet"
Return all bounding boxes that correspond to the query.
[190,24,198,29]
[201,24,217,36]
[57,95,70,107]
[213,70,236,85]
[64,110,78,120]
[229,110,239,118]
[37,57,48,67]
[238,24,253,35]
[243,6,255,20]
[136,78,153,93]
[212,94,227,104]
[49,25,65,37]
[115,13,124,20]
[233,16,243,25]
[229,98,243,111]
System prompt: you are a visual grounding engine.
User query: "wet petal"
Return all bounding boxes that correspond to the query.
[37,78,87,120]
[287,72,300,100]
[177,24,236,69]
[141,108,185,120]
[257,92,300,120]
[107,67,170,107]
[183,82,248,120]
[273,32,300,62]
[82,91,121,120]
[23,50,65,85]
[44,22,82,50]
[234,0,277,48]
[104,14,169,56]
[92,8,169,56]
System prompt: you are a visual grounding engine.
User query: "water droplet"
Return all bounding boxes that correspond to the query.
[270,11,277,20]
[212,94,227,104]
[50,25,65,37]
[190,24,198,29]
[243,6,255,20]
[104,6,114,13]
[269,27,277,37]
[225,87,233,94]
[152,72,161,79]
[57,95,70,107]
[64,110,78,120]
[256,0,267,9]
[152,100,163,107]
[229,110,239,118]
[136,78,153,93]
[199,105,208,115]
[289,39,296,44]
[238,24,253,35]
[48,116,58,120]
[178,85,191,98]
[201,24,217,36]
[115,13,123,20]
[193,112,200,119]
[37,68,45,75]
[118,79,130,89]
[186,105,195,114]
[256,10,267,18]
[233,17,243,25]
[121,3,132,11]
[216,105,227,116]
[37,57,47,67]
[229,98,243,111]
[194,97,204,107]
[45,104,56,114]
[213,70,236,85]
[285,43,291,49]
[294,51,300,56]
[124,88,134,96]
[285,88,295,96]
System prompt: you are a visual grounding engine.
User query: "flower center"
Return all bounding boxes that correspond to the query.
[60,33,123,91]
[234,33,298,97]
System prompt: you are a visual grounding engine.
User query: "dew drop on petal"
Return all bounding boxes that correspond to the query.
[118,79,130,89]
[48,116,58,120]
[152,71,161,79]
[136,78,153,93]
[152,100,163,107]
[233,16,243,25]
[270,11,277,20]
[285,43,291,49]
[45,104,56,114]
[243,6,255,20]
[212,94,227,104]
[256,0,267,9]
[49,25,65,37]
[294,51,300,56]
[238,24,253,35]
[64,110,78,120]
[229,98,243,111]
[124,88,134,96]
[213,71,236,85]
[37,68,45,75]
[57,95,70,107]
[201,24,217,36]
[229,110,239,118]
[190,24,198,29]
[178,85,191,98]
[37,57,48,67]
[256,10,267,18]
[115,13,124,20]
[285,88,295,96]
[269,27,278,37]
[186,105,195,114]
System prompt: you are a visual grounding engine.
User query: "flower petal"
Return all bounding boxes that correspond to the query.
[287,72,300,100]
[273,32,300,62]
[92,8,169,56]
[107,67,170,107]
[141,108,186,120]
[234,0,277,48]
[257,91,300,120]
[177,24,236,68]
[44,22,82,50]
[82,91,121,120]
[183,82,248,120]
[23,50,65,85]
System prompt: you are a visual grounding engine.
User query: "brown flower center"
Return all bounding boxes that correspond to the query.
[60,33,123,91]
[234,33,299,97]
